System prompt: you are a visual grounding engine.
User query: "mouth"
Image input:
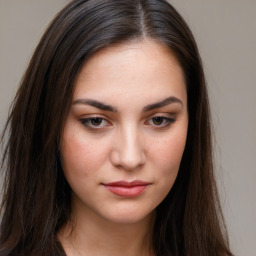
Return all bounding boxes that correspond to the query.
[102,180,151,197]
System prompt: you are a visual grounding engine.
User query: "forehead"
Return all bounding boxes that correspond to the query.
[73,39,186,108]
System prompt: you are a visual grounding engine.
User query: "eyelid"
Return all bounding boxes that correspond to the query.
[145,113,176,128]
[79,113,176,130]
[80,116,112,129]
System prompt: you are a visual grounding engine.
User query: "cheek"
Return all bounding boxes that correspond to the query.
[148,128,187,190]
[151,133,187,170]
[60,128,109,180]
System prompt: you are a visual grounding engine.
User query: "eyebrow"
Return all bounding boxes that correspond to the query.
[142,96,183,111]
[72,98,118,112]
[72,96,183,112]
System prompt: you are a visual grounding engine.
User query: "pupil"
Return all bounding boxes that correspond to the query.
[91,118,102,126]
[153,117,163,125]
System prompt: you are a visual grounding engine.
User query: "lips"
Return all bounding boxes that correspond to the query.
[103,180,150,197]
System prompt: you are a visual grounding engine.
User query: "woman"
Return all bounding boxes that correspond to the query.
[0,0,233,255]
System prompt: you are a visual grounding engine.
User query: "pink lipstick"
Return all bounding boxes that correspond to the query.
[103,180,150,197]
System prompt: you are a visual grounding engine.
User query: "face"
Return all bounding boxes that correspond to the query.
[60,39,188,225]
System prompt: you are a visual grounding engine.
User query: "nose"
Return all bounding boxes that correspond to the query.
[110,125,146,171]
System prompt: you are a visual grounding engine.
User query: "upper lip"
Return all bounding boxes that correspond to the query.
[103,180,151,187]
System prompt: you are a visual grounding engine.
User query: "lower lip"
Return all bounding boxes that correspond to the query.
[104,185,148,197]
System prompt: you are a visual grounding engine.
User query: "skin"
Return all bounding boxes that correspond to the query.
[58,39,188,256]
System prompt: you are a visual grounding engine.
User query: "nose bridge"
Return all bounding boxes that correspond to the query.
[111,122,145,170]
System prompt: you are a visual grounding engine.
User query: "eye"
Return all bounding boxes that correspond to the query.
[80,117,110,129]
[146,115,175,128]
[152,116,165,125]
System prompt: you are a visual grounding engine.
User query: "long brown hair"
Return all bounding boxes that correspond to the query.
[0,0,233,255]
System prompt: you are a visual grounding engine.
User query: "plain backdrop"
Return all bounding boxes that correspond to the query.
[0,1,255,255]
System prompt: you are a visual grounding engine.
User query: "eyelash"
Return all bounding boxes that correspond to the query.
[80,117,110,129]
[80,115,176,130]
[145,116,176,128]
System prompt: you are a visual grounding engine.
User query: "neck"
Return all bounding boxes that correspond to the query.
[58,202,156,256]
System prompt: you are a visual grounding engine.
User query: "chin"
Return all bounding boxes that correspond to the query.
[101,207,155,225]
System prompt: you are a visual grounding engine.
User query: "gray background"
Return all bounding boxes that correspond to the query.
[0,0,255,255]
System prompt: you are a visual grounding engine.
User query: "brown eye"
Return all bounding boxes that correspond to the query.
[146,115,176,128]
[80,117,110,129]
[90,118,103,126]
[152,117,164,125]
